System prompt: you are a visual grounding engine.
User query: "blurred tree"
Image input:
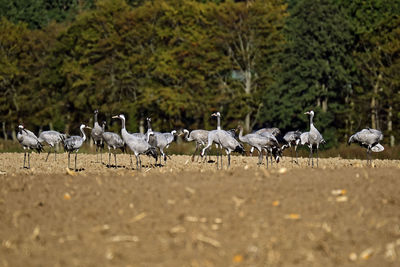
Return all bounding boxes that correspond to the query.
[261,0,355,146]
[210,0,287,131]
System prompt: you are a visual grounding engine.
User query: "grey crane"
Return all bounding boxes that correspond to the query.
[348,128,384,165]
[201,112,245,169]
[64,124,92,171]
[101,121,126,168]
[250,127,281,156]
[38,130,67,161]
[300,132,309,146]
[237,125,280,168]
[91,109,104,163]
[281,130,302,163]
[112,114,157,170]
[304,110,325,167]
[146,117,168,166]
[17,125,43,169]
[182,129,210,162]
[257,131,282,168]
[201,128,245,169]
[163,130,177,149]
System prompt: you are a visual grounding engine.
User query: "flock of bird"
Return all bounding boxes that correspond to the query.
[15,109,385,171]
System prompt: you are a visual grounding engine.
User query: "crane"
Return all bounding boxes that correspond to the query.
[91,109,104,163]
[304,110,325,167]
[281,130,302,163]
[348,128,384,165]
[146,117,168,166]
[17,125,43,169]
[38,130,66,161]
[112,114,157,170]
[101,121,126,168]
[64,124,92,171]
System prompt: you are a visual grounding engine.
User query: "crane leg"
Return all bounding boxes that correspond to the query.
[266,152,269,169]
[68,152,70,169]
[129,153,133,169]
[316,148,319,168]
[227,153,231,168]
[54,147,57,161]
[257,150,262,165]
[74,151,78,171]
[114,153,117,168]
[192,143,199,162]
[295,145,298,164]
[23,152,26,168]
[290,146,294,163]
[45,150,51,162]
[135,154,139,170]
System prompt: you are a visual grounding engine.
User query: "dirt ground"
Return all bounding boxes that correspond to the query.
[0,152,400,267]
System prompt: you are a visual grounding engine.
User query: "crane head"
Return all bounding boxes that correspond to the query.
[211,112,221,117]
[112,114,125,120]
[304,110,314,116]
[94,109,99,114]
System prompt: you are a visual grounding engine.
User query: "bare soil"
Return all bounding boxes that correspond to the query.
[1,152,400,267]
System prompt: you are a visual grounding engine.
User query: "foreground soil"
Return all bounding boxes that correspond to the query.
[1,153,400,267]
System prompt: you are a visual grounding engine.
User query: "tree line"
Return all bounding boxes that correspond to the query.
[0,0,399,148]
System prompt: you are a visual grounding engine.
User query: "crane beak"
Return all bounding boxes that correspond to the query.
[112,115,119,119]
[304,111,310,115]
[85,126,92,129]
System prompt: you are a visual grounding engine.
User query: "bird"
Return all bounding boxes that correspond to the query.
[146,117,168,166]
[64,124,92,171]
[300,132,309,146]
[237,125,280,168]
[91,109,104,163]
[201,112,245,169]
[163,130,177,149]
[304,110,325,167]
[182,129,210,162]
[348,128,384,165]
[254,127,281,136]
[17,125,43,169]
[281,130,302,163]
[101,121,126,168]
[250,127,281,156]
[38,130,67,161]
[112,114,157,170]
[257,131,282,168]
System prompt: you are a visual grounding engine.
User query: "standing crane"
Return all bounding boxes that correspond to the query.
[201,112,245,169]
[38,130,66,161]
[348,128,384,165]
[112,114,157,170]
[91,109,104,163]
[182,129,210,162]
[101,121,126,168]
[146,117,168,166]
[237,125,280,168]
[17,125,43,169]
[304,110,325,167]
[281,130,302,163]
[63,124,92,171]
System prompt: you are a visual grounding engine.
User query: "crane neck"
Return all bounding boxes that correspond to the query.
[94,112,98,124]
[147,120,152,132]
[80,126,87,142]
[217,116,221,130]
[309,113,314,129]
[238,127,245,142]
[183,129,190,141]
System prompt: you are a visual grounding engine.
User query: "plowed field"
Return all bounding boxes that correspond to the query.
[1,152,400,266]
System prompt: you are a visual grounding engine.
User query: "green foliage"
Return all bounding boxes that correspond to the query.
[0,0,399,148]
[260,0,355,147]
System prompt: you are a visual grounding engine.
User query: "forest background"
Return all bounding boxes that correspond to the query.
[0,0,399,150]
